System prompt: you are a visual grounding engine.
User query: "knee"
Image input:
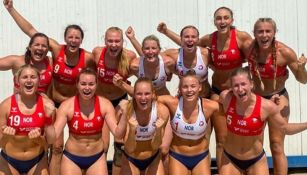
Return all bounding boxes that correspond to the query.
[270,142,284,154]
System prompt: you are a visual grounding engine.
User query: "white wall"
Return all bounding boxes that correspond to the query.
[1,0,307,159]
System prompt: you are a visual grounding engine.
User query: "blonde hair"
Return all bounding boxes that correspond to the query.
[15,64,40,80]
[126,78,157,118]
[142,35,161,50]
[105,27,130,77]
[252,18,278,90]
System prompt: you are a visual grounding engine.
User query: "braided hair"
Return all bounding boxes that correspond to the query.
[252,18,278,90]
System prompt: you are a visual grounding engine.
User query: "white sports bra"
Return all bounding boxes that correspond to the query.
[138,55,167,90]
[133,102,158,141]
[171,97,208,140]
[176,47,208,82]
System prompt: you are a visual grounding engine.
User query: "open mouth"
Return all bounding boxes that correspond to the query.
[34,51,44,58]
[238,92,247,98]
[69,45,78,51]
[220,25,227,30]
[83,90,92,96]
[138,101,149,107]
[186,44,194,49]
[185,93,195,99]
[110,48,119,54]
[260,39,270,45]
[25,84,34,90]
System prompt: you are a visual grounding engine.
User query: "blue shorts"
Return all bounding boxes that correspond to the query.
[63,150,104,170]
[169,150,209,170]
[1,150,45,174]
[124,151,159,171]
[224,150,265,170]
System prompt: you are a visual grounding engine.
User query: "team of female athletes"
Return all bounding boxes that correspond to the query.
[1,1,307,175]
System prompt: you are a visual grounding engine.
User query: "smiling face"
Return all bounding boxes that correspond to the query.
[64,28,83,53]
[179,75,201,101]
[105,29,124,57]
[134,81,155,111]
[77,73,97,100]
[142,39,160,61]
[254,20,276,50]
[29,36,49,62]
[17,67,39,96]
[180,27,199,53]
[214,7,234,34]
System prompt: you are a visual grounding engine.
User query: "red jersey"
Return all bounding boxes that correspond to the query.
[96,47,127,84]
[14,59,53,93]
[68,96,104,136]
[53,45,85,84]
[211,29,243,70]
[226,95,265,136]
[7,94,49,135]
[248,42,287,79]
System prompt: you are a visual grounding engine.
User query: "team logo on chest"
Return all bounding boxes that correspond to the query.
[252,118,259,123]
[58,57,64,62]
[11,107,17,113]
[97,116,102,121]
[38,113,43,118]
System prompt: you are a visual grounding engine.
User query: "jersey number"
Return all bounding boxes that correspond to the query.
[54,64,60,73]
[97,68,105,77]
[174,122,179,131]
[9,115,20,126]
[73,121,78,130]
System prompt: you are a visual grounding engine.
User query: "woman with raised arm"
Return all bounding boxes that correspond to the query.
[158,71,223,175]
[0,65,55,175]
[116,78,169,175]
[113,26,175,96]
[92,26,137,175]
[0,33,53,94]
[161,25,211,98]
[158,7,252,100]
[4,0,97,174]
[219,67,307,175]
[52,68,127,175]
[247,18,307,175]
[157,7,252,169]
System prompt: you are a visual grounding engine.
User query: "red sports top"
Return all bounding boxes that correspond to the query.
[211,29,243,70]
[53,45,85,84]
[248,42,287,79]
[7,94,49,135]
[96,47,127,84]
[68,96,104,136]
[14,59,53,93]
[226,95,265,136]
